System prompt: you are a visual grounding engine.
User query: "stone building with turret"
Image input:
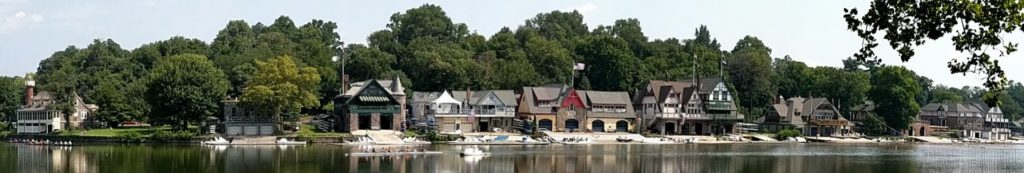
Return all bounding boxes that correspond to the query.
[332,76,407,132]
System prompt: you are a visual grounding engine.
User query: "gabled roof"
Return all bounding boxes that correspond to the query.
[341,79,401,97]
[532,87,562,101]
[492,90,517,106]
[697,77,724,93]
[339,79,399,104]
[580,90,630,105]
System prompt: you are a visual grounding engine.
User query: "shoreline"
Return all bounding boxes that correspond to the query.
[5,134,1022,145]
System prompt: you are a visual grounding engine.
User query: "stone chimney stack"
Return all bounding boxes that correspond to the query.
[25,75,35,106]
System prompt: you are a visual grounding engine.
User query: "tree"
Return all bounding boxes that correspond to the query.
[728,36,776,112]
[868,66,922,131]
[523,33,574,84]
[577,33,642,91]
[808,67,871,113]
[773,56,813,98]
[683,25,726,77]
[343,44,396,81]
[0,76,24,124]
[144,54,228,130]
[240,55,320,132]
[928,85,963,103]
[844,0,1024,106]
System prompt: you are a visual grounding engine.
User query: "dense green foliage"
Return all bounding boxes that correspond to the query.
[0,76,24,123]
[149,130,195,142]
[144,54,228,130]
[776,129,801,140]
[868,66,922,131]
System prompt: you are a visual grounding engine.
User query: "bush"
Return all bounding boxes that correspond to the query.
[776,129,801,140]
[116,131,145,143]
[403,131,419,138]
[149,130,195,142]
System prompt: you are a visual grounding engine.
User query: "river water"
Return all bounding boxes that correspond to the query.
[2,142,1023,173]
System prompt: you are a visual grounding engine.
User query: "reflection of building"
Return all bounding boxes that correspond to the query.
[413,90,518,133]
[634,78,743,135]
[15,77,97,134]
[517,85,637,132]
[221,98,275,136]
[333,76,407,132]
[761,96,853,136]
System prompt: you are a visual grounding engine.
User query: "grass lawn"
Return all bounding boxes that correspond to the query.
[297,124,350,138]
[76,126,189,137]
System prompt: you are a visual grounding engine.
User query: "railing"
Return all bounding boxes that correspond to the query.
[653,113,682,119]
[808,119,848,126]
[428,109,514,117]
[705,101,733,110]
[986,118,1009,123]
[226,116,275,122]
[682,113,713,120]
[349,105,401,113]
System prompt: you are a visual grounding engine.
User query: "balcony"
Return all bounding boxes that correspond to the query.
[226,116,275,123]
[428,109,514,117]
[682,113,713,120]
[653,113,682,119]
[705,101,734,111]
[349,105,401,113]
[808,119,849,126]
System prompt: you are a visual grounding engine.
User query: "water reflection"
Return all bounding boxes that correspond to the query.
[2,143,1024,173]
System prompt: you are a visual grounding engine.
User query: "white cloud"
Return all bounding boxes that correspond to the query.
[564,3,598,15]
[0,11,44,34]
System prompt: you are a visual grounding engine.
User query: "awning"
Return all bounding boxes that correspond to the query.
[359,96,390,102]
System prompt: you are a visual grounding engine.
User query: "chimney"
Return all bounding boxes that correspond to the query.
[25,76,35,106]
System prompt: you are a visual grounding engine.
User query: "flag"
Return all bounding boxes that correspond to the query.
[573,63,586,70]
[721,59,727,65]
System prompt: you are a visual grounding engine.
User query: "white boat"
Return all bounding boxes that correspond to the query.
[276,138,307,145]
[202,137,231,145]
[642,138,674,144]
[460,148,490,156]
[561,137,595,144]
[343,137,376,145]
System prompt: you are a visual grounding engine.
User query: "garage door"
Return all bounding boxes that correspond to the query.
[244,126,259,135]
[227,126,242,135]
[259,125,274,135]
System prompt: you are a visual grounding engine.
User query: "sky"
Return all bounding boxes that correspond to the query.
[0,0,1020,88]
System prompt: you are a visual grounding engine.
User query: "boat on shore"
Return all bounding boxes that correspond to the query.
[616,136,635,142]
[276,138,307,145]
[10,139,74,146]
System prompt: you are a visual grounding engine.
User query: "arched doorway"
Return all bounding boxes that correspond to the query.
[665,122,676,134]
[592,120,605,132]
[919,127,926,136]
[615,120,629,132]
[565,119,579,132]
[538,119,553,131]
